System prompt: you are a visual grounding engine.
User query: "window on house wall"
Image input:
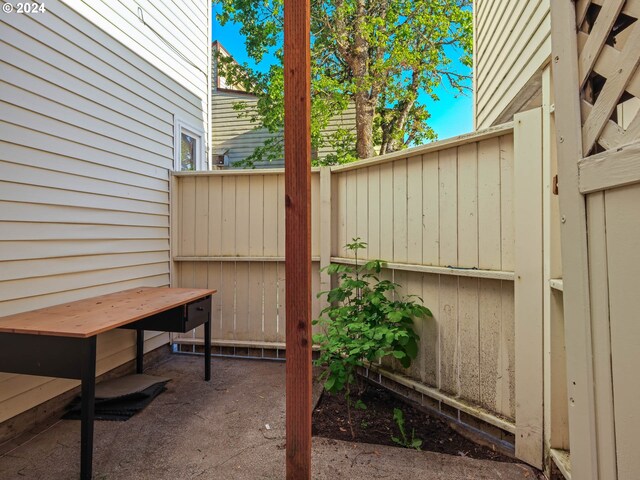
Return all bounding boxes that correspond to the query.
[174,118,205,171]
[212,149,229,167]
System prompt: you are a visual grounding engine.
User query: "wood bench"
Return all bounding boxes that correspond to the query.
[0,287,217,480]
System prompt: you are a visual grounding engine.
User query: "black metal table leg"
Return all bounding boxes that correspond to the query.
[205,318,211,381]
[136,329,144,374]
[80,336,97,480]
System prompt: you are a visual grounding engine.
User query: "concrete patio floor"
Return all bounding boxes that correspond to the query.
[0,355,540,479]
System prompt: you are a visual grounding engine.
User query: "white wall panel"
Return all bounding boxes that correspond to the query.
[0,0,209,426]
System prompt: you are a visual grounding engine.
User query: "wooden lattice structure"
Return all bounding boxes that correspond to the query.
[576,0,640,155]
[552,1,640,479]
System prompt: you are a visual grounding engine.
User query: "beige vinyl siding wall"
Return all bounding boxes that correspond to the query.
[474,0,551,129]
[212,92,280,168]
[316,104,357,160]
[0,0,207,424]
[64,0,210,105]
[64,0,211,165]
[212,93,356,167]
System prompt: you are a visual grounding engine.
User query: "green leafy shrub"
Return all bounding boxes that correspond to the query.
[313,238,432,437]
[391,408,423,450]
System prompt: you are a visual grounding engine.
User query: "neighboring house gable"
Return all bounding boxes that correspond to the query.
[213,40,247,93]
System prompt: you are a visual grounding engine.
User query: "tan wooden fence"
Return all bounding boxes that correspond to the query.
[171,122,552,466]
[172,170,323,349]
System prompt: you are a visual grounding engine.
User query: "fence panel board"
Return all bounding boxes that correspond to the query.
[207,176,223,255]
[379,163,394,260]
[438,148,458,267]
[180,176,196,256]
[208,262,223,340]
[262,175,279,256]
[345,171,357,255]
[335,172,347,256]
[500,135,515,270]
[221,177,236,256]
[407,156,423,265]
[356,168,369,259]
[276,261,286,343]
[392,159,408,263]
[458,277,480,403]
[367,166,381,259]
[458,143,479,268]
[249,175,264,257]
[277,174,285,258]
[420,273,440,386]
[422,152,440,266]
[478,278,504,414]
[438,275,459,395]
[194,177,209,256]
[478,138,502,270]
[263,262,279,343]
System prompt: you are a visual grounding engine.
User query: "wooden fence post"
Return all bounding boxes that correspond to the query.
[550,2,599,478]
[284,0,312,477]
[514,108,544,468]
[541,65,571,461]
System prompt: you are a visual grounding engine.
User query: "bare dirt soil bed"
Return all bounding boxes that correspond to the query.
[312,382,517,463]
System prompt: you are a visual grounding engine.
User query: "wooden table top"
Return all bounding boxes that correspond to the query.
[0,288,216,338]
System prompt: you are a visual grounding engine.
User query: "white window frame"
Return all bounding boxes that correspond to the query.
[174,117,206,171]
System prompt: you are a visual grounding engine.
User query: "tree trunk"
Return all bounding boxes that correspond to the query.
[355,94,375,159]
[352,0,374,160]
[382,76,419,154]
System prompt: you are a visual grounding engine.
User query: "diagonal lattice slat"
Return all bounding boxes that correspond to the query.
[577,0,640,155]
[576,0,593,28]
[590,0,640,19]
[578,34,640,99]
[578,0,625,87]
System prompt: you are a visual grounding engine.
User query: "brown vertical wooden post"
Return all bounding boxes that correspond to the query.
[284,0,312,478]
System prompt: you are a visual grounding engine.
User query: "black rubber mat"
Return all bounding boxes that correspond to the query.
[64,376,170,421]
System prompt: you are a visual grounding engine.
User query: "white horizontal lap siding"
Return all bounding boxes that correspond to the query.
[474,0,551,129]
[0,0,209,425]
[63,0,209,103]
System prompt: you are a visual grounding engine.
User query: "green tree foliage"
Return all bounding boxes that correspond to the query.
[215,0,472,166]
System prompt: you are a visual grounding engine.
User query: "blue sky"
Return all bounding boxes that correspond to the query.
[211,5,473,142]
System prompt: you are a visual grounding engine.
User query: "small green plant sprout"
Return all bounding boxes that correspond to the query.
[313,238,432,438]
[391,408,423,450]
